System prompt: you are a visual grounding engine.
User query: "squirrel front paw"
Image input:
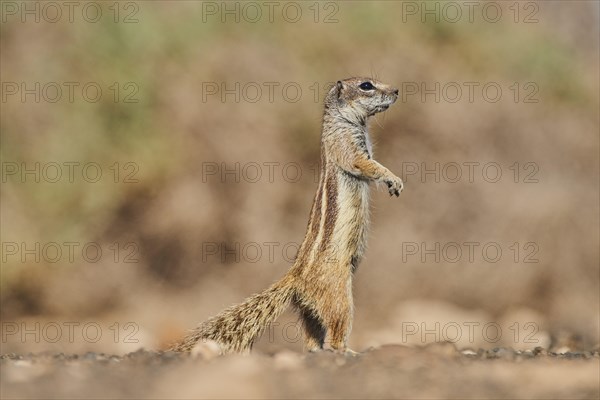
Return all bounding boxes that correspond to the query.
[384,175,404,197]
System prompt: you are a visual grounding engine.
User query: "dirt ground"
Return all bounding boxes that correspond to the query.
[1,344,598,399]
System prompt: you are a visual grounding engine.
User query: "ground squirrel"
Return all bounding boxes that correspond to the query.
[171,77,403,354]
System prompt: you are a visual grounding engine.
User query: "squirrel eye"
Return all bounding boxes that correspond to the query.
[359,82,375,91]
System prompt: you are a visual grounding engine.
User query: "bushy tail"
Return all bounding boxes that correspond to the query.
[170,275,295,353]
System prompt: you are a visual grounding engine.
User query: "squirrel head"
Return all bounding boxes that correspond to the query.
[324,77,399,124]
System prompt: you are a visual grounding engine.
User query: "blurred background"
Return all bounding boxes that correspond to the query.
[1,1,598,355]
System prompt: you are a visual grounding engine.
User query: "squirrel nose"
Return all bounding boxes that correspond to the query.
[393,89,399,95]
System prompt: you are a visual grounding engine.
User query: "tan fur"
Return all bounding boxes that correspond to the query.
[170,77,403,354]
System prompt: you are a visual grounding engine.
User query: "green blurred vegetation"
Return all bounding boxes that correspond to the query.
[1,1,598,349]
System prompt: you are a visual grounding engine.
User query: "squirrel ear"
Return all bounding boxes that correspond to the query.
[336,81,343,100]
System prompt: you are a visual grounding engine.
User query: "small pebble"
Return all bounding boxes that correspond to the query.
[533,347,547,356]
[191,339,222,360]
